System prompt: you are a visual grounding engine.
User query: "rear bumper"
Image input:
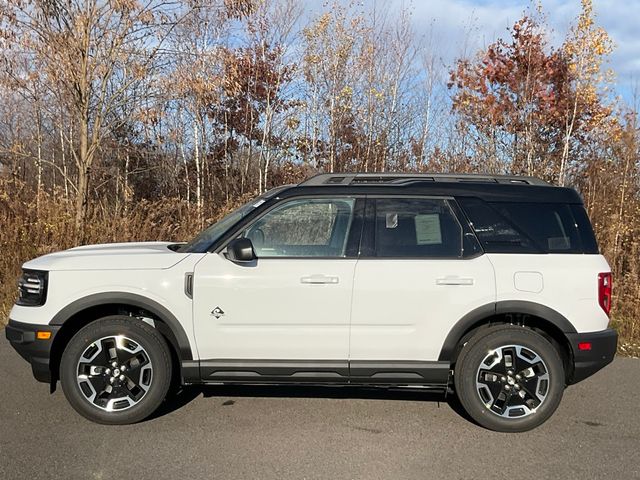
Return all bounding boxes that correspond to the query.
[566,328,618,384]
[5,319,60,383]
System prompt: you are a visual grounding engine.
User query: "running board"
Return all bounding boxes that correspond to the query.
[182,359,451,386]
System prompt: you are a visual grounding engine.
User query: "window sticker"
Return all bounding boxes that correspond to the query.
[415,214,442,245]
[548,236,570,250]
[386,213,398,229]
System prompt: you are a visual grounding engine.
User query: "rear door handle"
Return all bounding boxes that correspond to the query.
[300,275,339,284]
[436,277,474,286]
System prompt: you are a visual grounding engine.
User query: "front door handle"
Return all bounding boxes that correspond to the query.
[300,275,339,284]
[436,276,474,286]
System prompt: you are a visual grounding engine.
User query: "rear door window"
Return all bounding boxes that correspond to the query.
[372,198,463,258]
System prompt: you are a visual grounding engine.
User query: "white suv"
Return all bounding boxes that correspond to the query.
[6,173,617,432]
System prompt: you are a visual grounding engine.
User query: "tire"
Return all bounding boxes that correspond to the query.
[60,315,172,425]
[454,325,564,432]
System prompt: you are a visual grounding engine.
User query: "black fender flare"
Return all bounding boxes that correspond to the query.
[49,292,193,360]
[438,300,576,362]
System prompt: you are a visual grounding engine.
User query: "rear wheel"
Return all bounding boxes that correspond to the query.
[60,316,172,425]
[454,325,565,432]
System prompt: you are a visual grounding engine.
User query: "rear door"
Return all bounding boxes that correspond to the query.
[349,196,495,382]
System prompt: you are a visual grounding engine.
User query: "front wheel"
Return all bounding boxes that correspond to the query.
[454,325,565,432]
[60,316,172,425]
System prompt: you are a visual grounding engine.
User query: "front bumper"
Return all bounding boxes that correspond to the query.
[566,328,618,384]
[5,319,60,383]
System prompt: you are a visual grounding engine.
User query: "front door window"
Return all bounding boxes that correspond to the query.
[243,198,356,258]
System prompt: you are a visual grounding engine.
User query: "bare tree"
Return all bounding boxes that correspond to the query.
[1,0,189,235]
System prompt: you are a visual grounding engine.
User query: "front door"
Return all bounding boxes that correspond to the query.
[193,196,362,382]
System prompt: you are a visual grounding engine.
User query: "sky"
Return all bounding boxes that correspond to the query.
[302,0,640,106]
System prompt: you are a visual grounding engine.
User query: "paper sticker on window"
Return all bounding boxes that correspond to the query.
[415,214,442,245]
[386,213,398,229]
[548,236,570,250]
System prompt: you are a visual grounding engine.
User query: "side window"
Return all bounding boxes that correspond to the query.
[373,198,463,258]
[490,202,582,253]
[458,197,586,254]
[243,198,355,258]
[457,198,539,253]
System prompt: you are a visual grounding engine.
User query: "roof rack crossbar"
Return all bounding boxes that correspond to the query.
[299,173,549,187]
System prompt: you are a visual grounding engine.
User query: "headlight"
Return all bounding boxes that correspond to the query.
[17,269,48,306]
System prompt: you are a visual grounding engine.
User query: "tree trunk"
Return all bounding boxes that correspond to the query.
[123,153,130,215]
[194,120,203,226]
[180,142,190,203]
[74,118,91,241]
[75,164,89,242]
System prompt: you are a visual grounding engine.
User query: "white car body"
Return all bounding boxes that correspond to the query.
[10,243,610,363]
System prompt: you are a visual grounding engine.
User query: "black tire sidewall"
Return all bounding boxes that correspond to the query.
[454,326,564,432]
[60,316,172,425]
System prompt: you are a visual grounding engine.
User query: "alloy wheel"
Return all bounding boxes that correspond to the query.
[475,344,550,418]
[76,335,153,412]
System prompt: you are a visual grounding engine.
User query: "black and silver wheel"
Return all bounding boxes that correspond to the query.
[60,316,172,424]
[454,325,564,432]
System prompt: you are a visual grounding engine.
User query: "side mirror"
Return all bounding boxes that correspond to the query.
[226,238,256,263]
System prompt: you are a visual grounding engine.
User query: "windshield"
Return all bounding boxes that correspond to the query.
[178,187,291,253]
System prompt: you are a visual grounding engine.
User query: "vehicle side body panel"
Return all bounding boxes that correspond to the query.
[192,254,356,361]
[487,253,611,333]
[349,256,496,361]
[9,255,203,360]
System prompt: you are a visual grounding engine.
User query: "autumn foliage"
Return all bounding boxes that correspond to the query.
[0,0,638,354]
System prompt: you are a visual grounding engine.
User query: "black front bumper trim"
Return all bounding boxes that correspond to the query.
[566,328,618,384]
[6,319,60,383]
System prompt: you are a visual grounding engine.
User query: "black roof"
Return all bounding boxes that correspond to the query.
[279,173,583,204]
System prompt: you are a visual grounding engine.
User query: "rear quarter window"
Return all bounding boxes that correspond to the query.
[458,198,597,254]
[457,198,539,253]
[491,202,581,253]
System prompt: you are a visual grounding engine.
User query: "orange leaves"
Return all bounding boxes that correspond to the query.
[450,15,553,127]
[303,12,332,40]
[563,0,614,88]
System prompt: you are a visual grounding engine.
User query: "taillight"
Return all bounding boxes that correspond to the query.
[598,272,612,316]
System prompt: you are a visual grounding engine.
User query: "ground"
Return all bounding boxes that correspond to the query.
[1,334,638,480]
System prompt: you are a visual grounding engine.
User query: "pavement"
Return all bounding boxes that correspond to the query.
[1,333,639,480]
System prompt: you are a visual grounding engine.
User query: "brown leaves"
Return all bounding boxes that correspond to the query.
[223,0,255,20]
[448,7,617,183]
[111,0,140,14]
[212,41,294,139]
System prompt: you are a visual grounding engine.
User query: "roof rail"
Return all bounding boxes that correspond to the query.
[299,173,550,187]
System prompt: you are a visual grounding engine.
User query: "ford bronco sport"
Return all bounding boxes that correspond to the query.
[6,173,617,431]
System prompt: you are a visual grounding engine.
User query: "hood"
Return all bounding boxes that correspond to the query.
[23,242,189,271]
